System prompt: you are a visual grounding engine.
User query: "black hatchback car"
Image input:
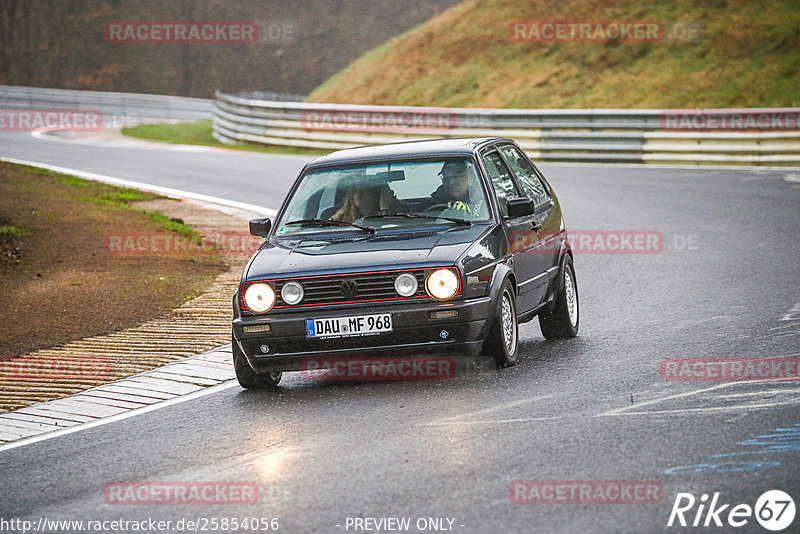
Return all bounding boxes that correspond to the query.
[232,138,578,388]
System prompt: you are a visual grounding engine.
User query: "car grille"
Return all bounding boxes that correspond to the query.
[274,269,430,308]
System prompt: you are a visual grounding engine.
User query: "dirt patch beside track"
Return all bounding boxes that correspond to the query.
[0,164,256,412]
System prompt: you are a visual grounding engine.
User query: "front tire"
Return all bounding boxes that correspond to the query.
[539,255,579,340]
[232,335,282,389]
[482,280,519,367]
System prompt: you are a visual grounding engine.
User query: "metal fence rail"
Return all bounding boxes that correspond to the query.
[213,91,800,165]
[1,85,214,124]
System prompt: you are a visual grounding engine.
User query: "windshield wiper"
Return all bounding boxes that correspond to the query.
[363,212,472,226]
[284,218,375,234]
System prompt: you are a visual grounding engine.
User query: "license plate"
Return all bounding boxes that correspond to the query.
[306,314,392,338]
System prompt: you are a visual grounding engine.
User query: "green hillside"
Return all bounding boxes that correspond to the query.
[308,0,800,108]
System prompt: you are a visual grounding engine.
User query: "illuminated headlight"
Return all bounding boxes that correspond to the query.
[425,269,459,301]
[244,283,275,313]
[394,273,418,297]
[281,281,304,305]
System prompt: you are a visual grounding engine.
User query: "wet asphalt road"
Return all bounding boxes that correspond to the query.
[1,131,799,533]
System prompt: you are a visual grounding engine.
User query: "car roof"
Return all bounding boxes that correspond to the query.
[305,137,507,168]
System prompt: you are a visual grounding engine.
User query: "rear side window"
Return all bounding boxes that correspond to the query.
[500,146,550,206]
[482,152,519,217]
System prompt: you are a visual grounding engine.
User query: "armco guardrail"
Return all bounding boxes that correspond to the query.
[1,85,213,125]
[213,91,800,165]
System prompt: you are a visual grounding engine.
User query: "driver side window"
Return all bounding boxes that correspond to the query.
[482,152,519,217]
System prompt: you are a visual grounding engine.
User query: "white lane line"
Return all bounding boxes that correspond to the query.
[31,129,225,153]
[0,156,276,217]
[0,345,239,453]
[598,379,800,418]
[21,129,800,173]
[599,399,800,417]
[712,388,800,399]
[598,383,735,417]
[0,381,238,453]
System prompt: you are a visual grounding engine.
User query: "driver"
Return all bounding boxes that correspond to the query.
[427,160,482,217]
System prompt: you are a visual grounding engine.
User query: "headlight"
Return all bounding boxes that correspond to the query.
[425,269,459,301]
[394,273,418,297]
[243,283,275,313]
[281,281,304,305]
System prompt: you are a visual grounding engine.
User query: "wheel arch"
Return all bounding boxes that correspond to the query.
[476,262,516,341]
[545,236,573,313]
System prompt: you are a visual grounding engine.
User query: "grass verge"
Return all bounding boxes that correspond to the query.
[308,0,800,108]
[122,120,328,156]
[0,163,225,358]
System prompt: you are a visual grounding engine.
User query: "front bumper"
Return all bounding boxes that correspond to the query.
[233,296,493,373]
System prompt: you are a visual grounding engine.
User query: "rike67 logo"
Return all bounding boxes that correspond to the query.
[668,490,795,531]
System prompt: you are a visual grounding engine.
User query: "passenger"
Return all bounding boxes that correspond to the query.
[331,178,401,223]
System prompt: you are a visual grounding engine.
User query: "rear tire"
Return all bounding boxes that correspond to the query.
[539,256,579,340]
[232,335,282,389]
[482,280,518,368]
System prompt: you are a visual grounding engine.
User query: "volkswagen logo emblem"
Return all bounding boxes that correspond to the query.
[340,279,358,299]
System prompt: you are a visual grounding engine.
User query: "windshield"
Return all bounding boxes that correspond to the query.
[274,158,491,236]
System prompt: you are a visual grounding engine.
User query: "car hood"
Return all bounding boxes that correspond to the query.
[245,224,490,280]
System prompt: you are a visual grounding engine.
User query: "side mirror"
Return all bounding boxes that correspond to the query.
[506,197,535,218]
[249,218,272,237]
